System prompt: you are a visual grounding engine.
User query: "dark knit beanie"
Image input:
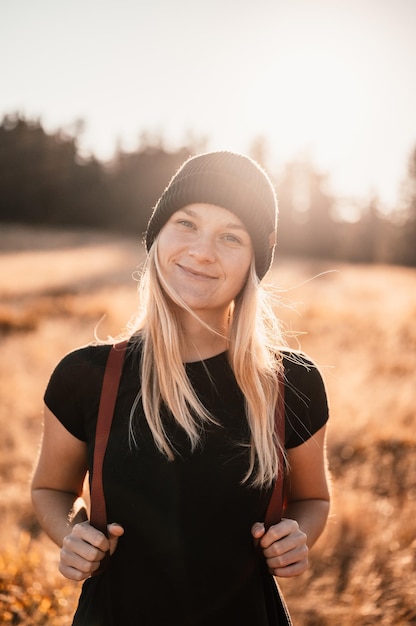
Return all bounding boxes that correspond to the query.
[145,151,278,280]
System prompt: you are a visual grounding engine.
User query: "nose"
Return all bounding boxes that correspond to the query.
[188,233,216,263]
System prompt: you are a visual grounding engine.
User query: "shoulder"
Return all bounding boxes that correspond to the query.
[280,350,329,448]
[44,345,110,402]
[282,350,326,391]
[52,342,112,372]
[281,349,320,371]
[45,340,140,397]
[281,349,322,380]
[43,343,116,439]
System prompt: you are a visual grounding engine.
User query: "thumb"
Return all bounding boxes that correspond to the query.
[107,523,125,555]
[108,523,124,537]
[251,522,266,546]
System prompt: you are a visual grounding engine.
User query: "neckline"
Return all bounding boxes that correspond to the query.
[184,350,228,366]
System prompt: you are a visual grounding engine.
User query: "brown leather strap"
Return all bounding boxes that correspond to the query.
[90,341,128,536]
[264,375,285,529]
[90,341,284,576]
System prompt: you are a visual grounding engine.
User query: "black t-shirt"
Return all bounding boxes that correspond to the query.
[44,343,328,626]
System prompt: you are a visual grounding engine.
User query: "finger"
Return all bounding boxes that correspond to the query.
[62,531,108,563]
[59,561,91,582]
[259,518,298,549]
[251,522,265,547]
[264,543,308,580]
[107,523,125,555]
[66,553,101,574]
[60,547,102,578]
[251,522,265,539]
[73,521,110,552]
[270,559,309,578]
[262,528,306,560]
[266,542,309,571]
[108,523,125,538]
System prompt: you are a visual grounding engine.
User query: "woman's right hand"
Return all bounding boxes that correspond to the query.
[59,521,125,581]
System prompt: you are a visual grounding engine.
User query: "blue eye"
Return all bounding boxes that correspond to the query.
[223,234,241,243]
[177,219,196,229]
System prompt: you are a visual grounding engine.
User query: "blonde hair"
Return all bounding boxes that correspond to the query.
[130,241,286,488]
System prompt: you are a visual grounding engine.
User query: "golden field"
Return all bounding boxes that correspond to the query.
[0,224,415,625]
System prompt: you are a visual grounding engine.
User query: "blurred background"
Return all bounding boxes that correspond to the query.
[1,1,415,624]
[1,0,416,259]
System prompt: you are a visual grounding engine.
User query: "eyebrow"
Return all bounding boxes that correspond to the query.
[181,207,248,232]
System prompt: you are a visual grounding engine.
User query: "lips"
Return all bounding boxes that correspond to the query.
[177,264,217,280]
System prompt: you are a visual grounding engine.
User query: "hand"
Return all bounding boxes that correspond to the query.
[59,521,125,581]
[251,518,308,578]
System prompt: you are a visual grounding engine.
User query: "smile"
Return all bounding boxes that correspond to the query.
[177,264,217,280]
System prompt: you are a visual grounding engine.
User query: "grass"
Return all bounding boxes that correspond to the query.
[0,533,78,625]
[1,224,416,625]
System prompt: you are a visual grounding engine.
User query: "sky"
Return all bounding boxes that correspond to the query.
[2,0,416,211]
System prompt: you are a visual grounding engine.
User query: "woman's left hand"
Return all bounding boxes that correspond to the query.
[251,519,309,578]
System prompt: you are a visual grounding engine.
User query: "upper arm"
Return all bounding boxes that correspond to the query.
[32,405,88,496]
[285,425,330,503]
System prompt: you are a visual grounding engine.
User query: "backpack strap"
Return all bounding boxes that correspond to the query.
[90,341,128,538]
[90,342,284,574]
[264,374,286,529]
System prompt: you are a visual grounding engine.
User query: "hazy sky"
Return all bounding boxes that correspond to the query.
[2,0,416,209]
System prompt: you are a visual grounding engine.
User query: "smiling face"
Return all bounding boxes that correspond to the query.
[156,203,253,323]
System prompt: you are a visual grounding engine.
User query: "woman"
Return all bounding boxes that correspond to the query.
[31,151,330,625]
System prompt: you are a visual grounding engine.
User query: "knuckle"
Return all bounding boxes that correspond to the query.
[62,534,74,549]
[91,560,102,573]
[59,563,85,582]
[78,559,94,574]
[72,522,85,536]
[283,517,297,530]
[86,545,102,562]
[73,521,107,550]
[270,544,283,559]
[89,530,107,550]
[268,525,280,541]
[60,546,71,563]
[74,569,88,581]
[58,562,67,577]
[269,554,286,569]
[278,554,290,568]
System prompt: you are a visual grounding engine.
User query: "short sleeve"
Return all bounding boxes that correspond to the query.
[44,345,110,441]
[283,352,329,449]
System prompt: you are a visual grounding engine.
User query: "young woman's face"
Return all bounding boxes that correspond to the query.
[157,203,253,319]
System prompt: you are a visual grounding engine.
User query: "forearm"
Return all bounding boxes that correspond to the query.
[31,488,88,548]
[283,498,330,549]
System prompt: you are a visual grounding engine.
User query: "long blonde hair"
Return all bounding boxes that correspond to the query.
[129,241,286,488]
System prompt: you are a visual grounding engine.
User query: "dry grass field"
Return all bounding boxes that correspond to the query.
[1,224,415,625]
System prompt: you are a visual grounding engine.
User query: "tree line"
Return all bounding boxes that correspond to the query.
[1,113,415,266]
